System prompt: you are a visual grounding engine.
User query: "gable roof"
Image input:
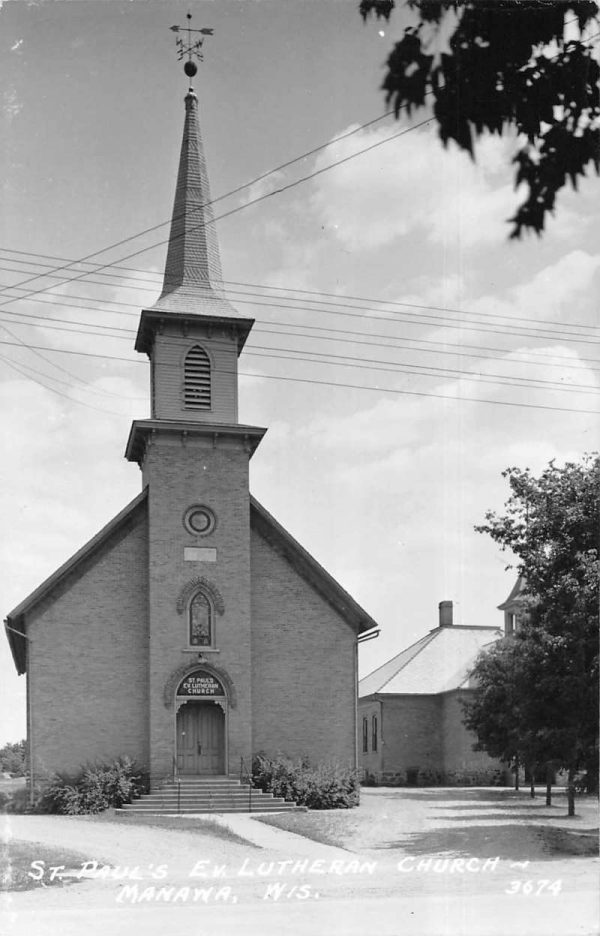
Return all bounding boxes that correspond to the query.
[250,496,378,635]
[359,624,502,697]
[5,489,148,674]
[5,489,377,674]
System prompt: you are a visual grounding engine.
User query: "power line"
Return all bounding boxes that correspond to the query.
[0,114,432,391]
[1,293,599,396]
[2,304,599,385]
[2,265,599,371]
[0,353,132,417]
[2,339,598,416]
[3,272,599,350]
[3,250,599,335]
[1,321,598,400]
[0,117,430,315]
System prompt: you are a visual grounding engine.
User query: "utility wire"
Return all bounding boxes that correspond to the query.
[0,353,131,416]
[3,250,599,335]
[2,342,598,416]
[2,304,599,385]
[2,322,598,399]
[1,293,599,393]
[0,116,427,313]
[3,273,599,348]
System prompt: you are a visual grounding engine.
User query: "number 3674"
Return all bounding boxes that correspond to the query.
[505,880,562,896]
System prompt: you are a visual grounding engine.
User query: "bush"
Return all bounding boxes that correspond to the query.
[0,785,31,814]
[251,754,359,809]
[38,756,149,815]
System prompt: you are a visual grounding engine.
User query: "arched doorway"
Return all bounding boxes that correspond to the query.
[175,670,226,776]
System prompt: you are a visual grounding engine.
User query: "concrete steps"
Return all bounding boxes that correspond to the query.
[120,776,299,814]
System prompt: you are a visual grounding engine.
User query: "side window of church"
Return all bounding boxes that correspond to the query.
[372,715,378,752]
[184,345,211,410]
[362,717,368,753]
[189,591,214,647]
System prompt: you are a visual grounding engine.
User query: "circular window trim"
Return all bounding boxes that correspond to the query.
[183,505,216,537]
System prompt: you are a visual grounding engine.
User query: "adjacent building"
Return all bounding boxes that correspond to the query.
[359,601,506,785]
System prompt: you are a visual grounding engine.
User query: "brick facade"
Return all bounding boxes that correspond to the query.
[250,526,358,765]
[27,510,149,783]
[359,691,503,786]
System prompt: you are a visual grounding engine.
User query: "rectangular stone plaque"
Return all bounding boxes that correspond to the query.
[184,547,217,562]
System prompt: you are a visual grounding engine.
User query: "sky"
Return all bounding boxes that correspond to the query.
[0,0,598,745]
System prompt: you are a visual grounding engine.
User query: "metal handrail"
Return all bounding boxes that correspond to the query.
[172,756,182,813]
[240,756,254,812]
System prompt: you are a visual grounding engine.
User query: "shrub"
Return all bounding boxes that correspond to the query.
[0,785,32,814]
[251,754,359,809]
[38,757,149,815]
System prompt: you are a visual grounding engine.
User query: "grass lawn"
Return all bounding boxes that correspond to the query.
[1,841,91,892]
[84,810,255,846]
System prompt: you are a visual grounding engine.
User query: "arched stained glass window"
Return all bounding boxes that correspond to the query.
[189,591,213,647]
[184,345,211,410]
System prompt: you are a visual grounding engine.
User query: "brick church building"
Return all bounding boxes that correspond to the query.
[5,84,378,789]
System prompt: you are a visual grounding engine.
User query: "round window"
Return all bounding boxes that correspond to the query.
[183,505,216,537]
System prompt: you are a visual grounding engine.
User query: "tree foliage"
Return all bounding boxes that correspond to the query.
[466,454,599,812]
[360,0,600,237]
[0,740,27,777]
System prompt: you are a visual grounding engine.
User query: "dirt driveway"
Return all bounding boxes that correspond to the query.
[1,787,598,936]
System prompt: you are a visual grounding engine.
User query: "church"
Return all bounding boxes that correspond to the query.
[5,79,378,790]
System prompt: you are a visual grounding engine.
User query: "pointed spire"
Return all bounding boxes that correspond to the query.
[152,90,235,316]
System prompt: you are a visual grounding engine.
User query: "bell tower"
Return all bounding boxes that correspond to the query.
[125,42,265,783]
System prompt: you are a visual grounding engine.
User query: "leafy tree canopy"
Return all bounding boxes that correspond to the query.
[0,739,27,776]
[476,453,599,628]
[360,0,600,237]
[466,454,599,810]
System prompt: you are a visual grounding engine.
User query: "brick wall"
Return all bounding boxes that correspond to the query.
[142,433,253,782]
[441,689,506,783]
[250,526,358,766]
[27,512,149,782]
[377,695,443,784]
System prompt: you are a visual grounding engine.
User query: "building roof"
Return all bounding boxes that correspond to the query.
[5,488,378,674]
[250,497,378,636]
[497,575,527,611]
[5,489,148,674]
[359,624,502,697]
[148,89,240,319]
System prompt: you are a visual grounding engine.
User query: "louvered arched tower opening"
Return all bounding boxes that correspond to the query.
[184,345,211,410]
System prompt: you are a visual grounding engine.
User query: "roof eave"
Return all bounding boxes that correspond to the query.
[134,309,255,357]
[4,489,149,674]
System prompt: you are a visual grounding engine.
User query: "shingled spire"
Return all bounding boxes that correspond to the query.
[151,89,237,317]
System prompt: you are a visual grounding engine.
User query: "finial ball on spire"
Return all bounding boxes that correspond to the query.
[184,60,198,78]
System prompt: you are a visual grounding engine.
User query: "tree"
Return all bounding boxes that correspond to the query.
[0,739,27,777]
[461,636,532,788]
[466,454,599,815]
[359,0,600,237]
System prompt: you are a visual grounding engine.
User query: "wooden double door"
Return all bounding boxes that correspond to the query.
[176,701,225,775]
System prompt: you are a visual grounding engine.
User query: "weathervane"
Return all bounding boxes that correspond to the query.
[170,12,214,84]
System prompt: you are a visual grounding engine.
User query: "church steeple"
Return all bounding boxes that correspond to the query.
[153,89,227,313]
[127,63,264,463]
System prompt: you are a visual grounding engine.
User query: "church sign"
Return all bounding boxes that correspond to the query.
[177,671,224,697]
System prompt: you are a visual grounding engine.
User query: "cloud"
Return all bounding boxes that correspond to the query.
[307,123,524,251]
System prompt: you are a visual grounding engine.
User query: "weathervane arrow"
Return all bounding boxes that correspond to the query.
[170,13,214,84]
